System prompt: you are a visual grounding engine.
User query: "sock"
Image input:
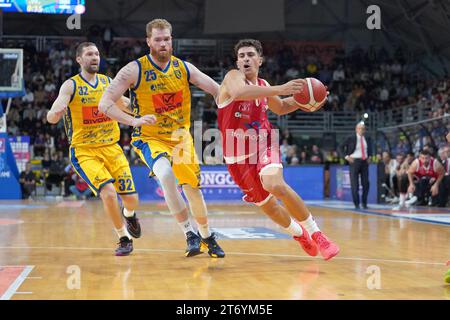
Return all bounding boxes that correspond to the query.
[300,214,320,235]
[123,207,135,218]
[178,218,195,236]
[284,218,303,237]
[399,193,406,205]
[198,223,211,239]
[115,226,131,240]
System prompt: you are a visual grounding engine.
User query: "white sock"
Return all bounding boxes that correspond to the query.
[300,214,320,235]
[115,226,131,239]
[284,218,303,237]
[178,218,195,236]
[123,207,135,218]
[198,223,211,239]
[399,193,406,206]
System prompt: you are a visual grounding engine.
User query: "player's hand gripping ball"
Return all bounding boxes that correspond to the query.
[293,77,328,112]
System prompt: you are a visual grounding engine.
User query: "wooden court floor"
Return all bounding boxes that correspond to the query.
[0,199,448,300]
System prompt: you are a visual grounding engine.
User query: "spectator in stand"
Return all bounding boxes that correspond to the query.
[33,133,46,157]
[310,145,324,164]
[332,64,345,82]
[34,85,46,105]
[280,139,290,164]
[19,162,37,199]
[285,146,298,165]
[21,86,34,104]
[45,151,66,195]
[300,150,308,164]
[7,121,20,136]
[69,175,93,200]
[280,128,294,145]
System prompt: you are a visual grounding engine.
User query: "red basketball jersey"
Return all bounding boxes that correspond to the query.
[217,78,276,163]
[415,158,439,179]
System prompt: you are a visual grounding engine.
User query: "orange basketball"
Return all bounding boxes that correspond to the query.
[293,77,327,112]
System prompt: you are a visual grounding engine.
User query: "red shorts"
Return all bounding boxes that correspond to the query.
[226,146,282,206]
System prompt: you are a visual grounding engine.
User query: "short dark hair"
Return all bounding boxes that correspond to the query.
[420,149,431,156]
[76,42,97,57]
[234,39,263,58]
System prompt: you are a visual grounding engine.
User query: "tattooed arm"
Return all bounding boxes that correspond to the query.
[99,61,155,126]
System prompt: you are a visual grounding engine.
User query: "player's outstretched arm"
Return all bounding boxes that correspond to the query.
[99,62,155,127]
[185,62,220,98]
[223,70,304,101]
[47,80,74,124]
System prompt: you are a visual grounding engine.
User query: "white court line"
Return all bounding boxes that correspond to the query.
[0,265,34,300]
[0,246,445,267]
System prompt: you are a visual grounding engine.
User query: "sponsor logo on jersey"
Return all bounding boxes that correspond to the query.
[152,91,183,114]
[150,83,167,91]
[81,97,97,104]
[82,106,112,125]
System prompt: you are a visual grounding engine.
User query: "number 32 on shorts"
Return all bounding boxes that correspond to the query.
[118,178,133,191]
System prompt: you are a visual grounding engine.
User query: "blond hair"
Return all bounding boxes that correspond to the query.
[146,18,172,37]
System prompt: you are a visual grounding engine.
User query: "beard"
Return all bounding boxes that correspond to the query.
[151,47,172,63]
[85,64,99,74]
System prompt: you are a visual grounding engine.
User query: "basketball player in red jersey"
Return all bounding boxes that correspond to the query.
[216,39,339,260]
[406,149,445,206]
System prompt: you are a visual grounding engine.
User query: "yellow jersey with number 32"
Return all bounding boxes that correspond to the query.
[130,54,191,142]
[64,73,120,147]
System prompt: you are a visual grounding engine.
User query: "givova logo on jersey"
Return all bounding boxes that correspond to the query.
[82,106,112,125]
[152,91,183,114]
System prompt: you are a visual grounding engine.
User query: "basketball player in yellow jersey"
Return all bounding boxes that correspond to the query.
[47,42,156,256]
[100,19,225,258]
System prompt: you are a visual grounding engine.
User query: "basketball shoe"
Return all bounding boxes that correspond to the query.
[199,232,225,258]
[185,231,202,257]
[115,237,133,256]
[121,207,141,238]
[293,225,318,256]
[311,231,340,261]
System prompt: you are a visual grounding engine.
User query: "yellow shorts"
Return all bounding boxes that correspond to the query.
[132,134,201,187]
[69,144,136,196]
